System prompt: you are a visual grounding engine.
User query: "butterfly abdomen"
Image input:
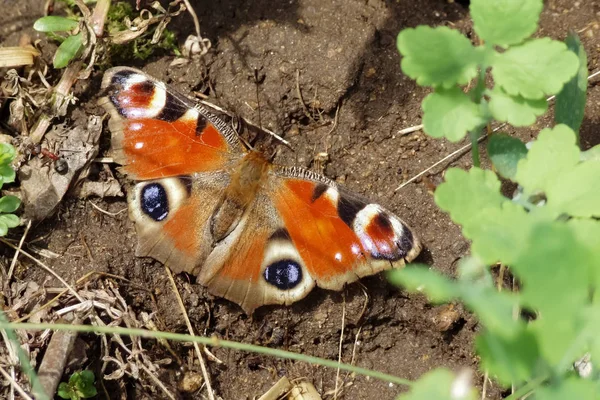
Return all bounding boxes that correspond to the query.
[210,151,271,242]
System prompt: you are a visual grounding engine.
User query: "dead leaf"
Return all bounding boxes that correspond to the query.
[19,115,102,220]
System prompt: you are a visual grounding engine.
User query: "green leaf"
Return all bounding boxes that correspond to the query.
[487,87,547,127]
[397,26,480,88]
[476,329,540,386]
[0,164,15,184]
[74,370,97,398]
[57,382,74,400]
[422,87,487,142]
[388,265,459,303]
[0,214,20,229]
[492,38,580,99]
[0,221,7,237]
[461,285,521,338]
[0,195,20,213]
[33,16,79,32]
[0,143,16,164]
[532,377,597,400]
[555,33,588,135]
[397,368,477,400]
[487,133,528,180]
[466,202,533,265]
[434,168,506,229]
[546,160,600,218]
[581,144,600,162]
[53,33,84,69]
[566,219,600,289]
[515,125,579,195]
[529,316,583,367]
[470,0,542,47]
[513,222,591,319]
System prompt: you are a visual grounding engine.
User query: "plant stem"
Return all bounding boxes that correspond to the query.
[470,129,481,167]
[0,321,414,388]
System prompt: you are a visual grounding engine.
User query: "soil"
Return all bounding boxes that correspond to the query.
[1,0,599,399]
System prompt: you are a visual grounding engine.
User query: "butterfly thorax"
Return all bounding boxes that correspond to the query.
[210,151,270,242]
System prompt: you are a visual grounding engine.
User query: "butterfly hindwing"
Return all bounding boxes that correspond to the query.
[128,172,229,276]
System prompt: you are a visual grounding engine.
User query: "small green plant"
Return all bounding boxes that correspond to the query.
[33,15,84,68]
[0,143,21,236]
[57,370,97,400]
[397,0,582,166]
[392,0,600,398]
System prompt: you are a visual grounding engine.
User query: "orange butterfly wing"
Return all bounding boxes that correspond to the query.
[100,67,244,180]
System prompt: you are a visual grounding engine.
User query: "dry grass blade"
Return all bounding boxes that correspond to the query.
[0,365,34,400]
[0,47,40,68]
[258,376,294,400]
[8,220,32,281]
[164,267,215,400]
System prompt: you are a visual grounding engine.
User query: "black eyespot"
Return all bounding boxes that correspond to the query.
[140,183,169,221]
[264,259,302,290]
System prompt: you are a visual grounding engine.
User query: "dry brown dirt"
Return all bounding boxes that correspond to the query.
[1,0,599,399]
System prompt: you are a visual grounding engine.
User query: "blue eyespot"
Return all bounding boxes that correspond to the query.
[140,183,168,221]
[264,259,302,290]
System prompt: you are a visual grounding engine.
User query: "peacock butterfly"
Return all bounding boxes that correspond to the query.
[99,67,421,313]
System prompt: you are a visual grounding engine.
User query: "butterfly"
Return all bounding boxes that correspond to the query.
[99,67,422,313]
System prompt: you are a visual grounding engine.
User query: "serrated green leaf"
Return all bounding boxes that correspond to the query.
[397,26,480,88]
[487,133,528,180]
[487,87,547,127]
[514,222,590,319]
[0,214,20,229]
[515,125,579,195]
[388,265,459,303]
[397,368,477,400]
[546,160,600,218]
[0,164,15,184]
[434,168,506,229]
[555,33,588,135]
[476,329,539,387]
[492,38,580,99]
[53,33,83,69]
[422,87,487,142]
[33,16,79,32]
[532,377,597,400]
[470,0,542,47]
[0,195,20,213]
[466,202,532,265]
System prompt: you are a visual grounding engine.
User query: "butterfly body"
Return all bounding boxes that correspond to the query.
[100,67,421,313]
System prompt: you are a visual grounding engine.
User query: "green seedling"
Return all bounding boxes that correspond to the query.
[34,15,84,68]
[393,0,599,398]
[0,143,20,236]
[57,370,97,400]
